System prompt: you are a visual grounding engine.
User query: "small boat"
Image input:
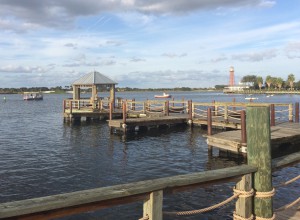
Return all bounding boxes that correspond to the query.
[23,92,43,101]
[154,92,172,98]
[245,97,258,100]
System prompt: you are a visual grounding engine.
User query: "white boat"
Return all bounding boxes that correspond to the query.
[245,97,258,100]
[23,92,43,101]
[154,92,172,98]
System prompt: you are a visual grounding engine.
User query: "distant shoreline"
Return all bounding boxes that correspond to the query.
[224,90,300,95]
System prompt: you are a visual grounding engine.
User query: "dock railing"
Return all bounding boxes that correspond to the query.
[2,106,300,220]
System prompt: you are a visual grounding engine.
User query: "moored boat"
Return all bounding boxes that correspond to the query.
[23,92,43,101]
[154,92,172,98]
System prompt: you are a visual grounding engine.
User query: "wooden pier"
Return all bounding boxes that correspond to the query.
[1,107,299,219]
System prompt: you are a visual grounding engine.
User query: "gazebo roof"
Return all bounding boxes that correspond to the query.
[72,71,117,86]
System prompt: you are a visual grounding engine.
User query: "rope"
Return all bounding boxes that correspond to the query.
[164,188,254,216]
[274,175,300,188]
[233,211,254,220]
[255,214,276,220]
[255,188,275,198]
[275,196,300,212]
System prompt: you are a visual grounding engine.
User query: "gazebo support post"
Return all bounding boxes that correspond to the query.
[110,84,116,108]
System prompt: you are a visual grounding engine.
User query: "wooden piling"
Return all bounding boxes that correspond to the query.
[207,108,212,136]
[165,101,169,116]
[233,98,236,111]
[270,104,275,126]
[188,100,192,120]
[295,102,299,123]
[246,106,273,219]
[143,190,163,220]
[109,102,113,120]
[235,174,252,220]
[289,103,293,122]
[122,101,127,124]
[241,110,246,144]
[63,100,66,113]
[212,100,215,116]
[132,98,135,111]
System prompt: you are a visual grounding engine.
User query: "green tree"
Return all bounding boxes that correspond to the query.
[265,75,273,90]
[256,76,263,90]
[287,74,295,90]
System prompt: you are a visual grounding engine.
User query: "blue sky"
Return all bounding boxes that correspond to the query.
[1,0,300,88]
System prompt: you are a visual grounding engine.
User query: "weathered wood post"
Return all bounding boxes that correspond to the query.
[109,101,113,120]
[295,102,299,123]
[241,110,246,145]
[143,190,163,220]
[270,104,275,126]
[207,107,213,154]
[172,97,175,107]
[188,100,193,121]
[122,101,127,124]
[63,100,66,113]
[212,100,215,116]
[165,101,169,116]
[70,100,73,114]
[132,98,135,111]
[234,174,252,220]
[289,103,293,122]
[247,106,273,219]
[232,98,236,112]
[207,107,212,136]
[224,104,228,123]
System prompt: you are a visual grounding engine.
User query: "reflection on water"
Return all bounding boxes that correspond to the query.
[0,92,299,219]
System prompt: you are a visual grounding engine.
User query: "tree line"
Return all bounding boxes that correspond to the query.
[241,73,298,90]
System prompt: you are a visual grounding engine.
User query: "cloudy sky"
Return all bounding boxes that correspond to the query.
[1,0,300,88]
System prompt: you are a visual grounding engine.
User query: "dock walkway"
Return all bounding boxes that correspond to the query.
[207,122,300,154]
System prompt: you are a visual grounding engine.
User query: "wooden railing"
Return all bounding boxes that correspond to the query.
[2,106,300,219]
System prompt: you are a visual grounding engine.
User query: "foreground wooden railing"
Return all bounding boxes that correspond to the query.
[2,106,300,219]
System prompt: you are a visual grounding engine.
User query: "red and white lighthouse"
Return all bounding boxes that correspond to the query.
[229,66,235,86]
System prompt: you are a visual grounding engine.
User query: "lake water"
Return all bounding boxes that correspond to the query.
[0,91,299,219]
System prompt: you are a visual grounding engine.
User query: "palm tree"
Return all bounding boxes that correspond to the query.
[266,75,272,90]
[256,76,263,90]
[276,77,283,90]
[287,74,295,90]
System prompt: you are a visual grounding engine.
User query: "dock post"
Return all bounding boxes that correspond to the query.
[212,100,215,116]
[172,97,175,107]
[207,108,212,136]
[70,100,73,114]
[143,190,163,220]
[109,101,113,120]
[234,174,252,220]
[289,103,293,122]
[241,110,246,145]
[224,104,228,123]
[270,104,275,126]
[63,100,66,113]
[207,107,213,154]
[188,100,193,120]
[246,106,273,219]
[122,101,127,124]
[233,98,236,112]
[295,102,299,123]
[132,98,135,111]
[165,101,169,116]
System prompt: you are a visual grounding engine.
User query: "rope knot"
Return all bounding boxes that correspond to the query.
[233,187,254,198]
[255,188,275,198]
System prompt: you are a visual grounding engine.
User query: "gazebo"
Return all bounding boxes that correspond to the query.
[72,71,118,108]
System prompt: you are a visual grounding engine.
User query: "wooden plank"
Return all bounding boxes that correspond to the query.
[0,165,257,219]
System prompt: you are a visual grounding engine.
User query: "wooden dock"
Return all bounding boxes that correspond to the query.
[207,122,300,154]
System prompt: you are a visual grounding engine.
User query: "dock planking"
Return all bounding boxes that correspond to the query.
[206,122,300,154]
